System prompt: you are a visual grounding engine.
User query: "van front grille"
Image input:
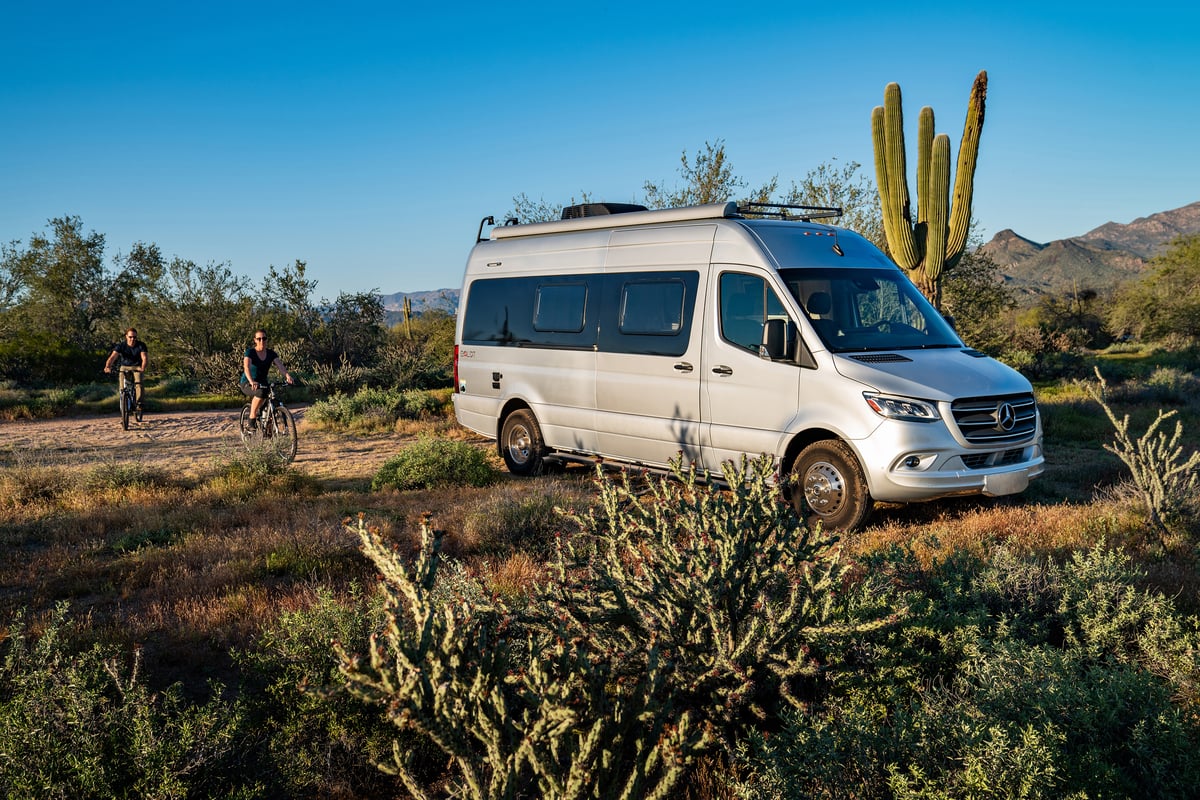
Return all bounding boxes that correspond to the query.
[950,393,1038,445]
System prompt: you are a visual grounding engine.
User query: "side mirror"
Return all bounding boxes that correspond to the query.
[760,318,790,361]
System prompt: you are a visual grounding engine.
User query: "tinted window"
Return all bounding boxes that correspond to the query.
[534,283,587,332]
[461,277,595,349]
[719,272,788,352]
[598,272,698,356]
[463,271,698,356]
[619,279,685,335]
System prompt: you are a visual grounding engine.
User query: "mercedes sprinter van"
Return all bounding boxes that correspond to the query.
[452,201,1043,530]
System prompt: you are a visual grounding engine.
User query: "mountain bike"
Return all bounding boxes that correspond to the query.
[238,382,298,463]
[115,368,143,430]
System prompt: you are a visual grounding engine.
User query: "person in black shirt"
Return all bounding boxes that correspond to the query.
[240,329,294,426]
[104,327,149,408]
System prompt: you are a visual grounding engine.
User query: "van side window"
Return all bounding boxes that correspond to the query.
[461,277,595,349]
[534,283,587,332]
[719,273,787,351]
[619,279,685,335]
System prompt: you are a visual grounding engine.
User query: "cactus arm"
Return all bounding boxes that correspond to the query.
[923,134,951,303]
[916,106,934,227]
[880,83,920,268]
[871,106,904,262]
[946,70,988,266]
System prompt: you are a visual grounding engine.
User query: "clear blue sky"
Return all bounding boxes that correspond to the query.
[3,1,1198,296]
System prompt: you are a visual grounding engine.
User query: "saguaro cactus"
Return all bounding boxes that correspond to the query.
[872,70,987,308]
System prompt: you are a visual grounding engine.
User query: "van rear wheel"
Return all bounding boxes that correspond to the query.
[500,409,545,476]
[790,440,872,532]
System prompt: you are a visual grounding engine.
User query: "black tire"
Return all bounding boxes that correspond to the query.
[270,405,298,463]
[121,392,130,431]
[239,405,255,448]
[500,409,545,476]
[789,439,873,532]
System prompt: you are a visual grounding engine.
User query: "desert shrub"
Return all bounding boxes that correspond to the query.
[74,381,113,402]
[206,448,312,498]
[307,386,447,432]
[189,348,246,395]
[1106,366,1200,408]
[0,385,76,420]
[0,604,248,799]
[371,310,455,389]
[236,585,410,798]
[998,325,1086,381]
[462,479,587,557]
[156,373,201,396]
[336,456,895,799]
[81,459,168,492]
[0,461,75,508]
[733,543,1200,799]
[305,354,367,396]
[370,437,497,491]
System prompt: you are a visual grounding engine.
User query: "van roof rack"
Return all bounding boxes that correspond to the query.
[735,202,843,221]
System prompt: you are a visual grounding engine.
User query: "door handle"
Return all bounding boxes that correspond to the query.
[712,365,733,375]
[674,362,694,372]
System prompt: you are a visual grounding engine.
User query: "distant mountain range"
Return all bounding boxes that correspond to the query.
[979,200,1200,303]
[379,288,459,327]
[379,202,1200,317]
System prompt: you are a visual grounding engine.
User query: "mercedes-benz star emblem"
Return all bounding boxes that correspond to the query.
[996,402,1017,431]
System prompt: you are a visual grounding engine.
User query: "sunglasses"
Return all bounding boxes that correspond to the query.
[254,336,266,340]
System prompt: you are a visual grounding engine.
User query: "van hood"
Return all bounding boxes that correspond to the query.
[831,348,1032,401]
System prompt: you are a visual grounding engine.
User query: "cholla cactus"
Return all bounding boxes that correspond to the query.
[334,513,709,800]
[559,455,898,728]
[1085,368,1200,542]
[336,456,898,798]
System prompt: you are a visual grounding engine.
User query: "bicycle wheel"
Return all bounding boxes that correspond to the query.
[238,404,256,448]
[269,405,298,463]
[121,391,130,430]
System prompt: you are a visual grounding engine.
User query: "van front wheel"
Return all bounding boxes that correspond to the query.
[790,440,872,531]
[500,409,545,476]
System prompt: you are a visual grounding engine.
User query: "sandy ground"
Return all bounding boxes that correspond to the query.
[0,405,432,482]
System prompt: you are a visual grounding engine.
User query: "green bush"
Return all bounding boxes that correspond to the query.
[0,604,248,799]
[307,386,447,431]
[733,543,1200,799]
[0,385,77,420]
[462,479,587,557]
[236,586,411,798]
[370,437,497,491]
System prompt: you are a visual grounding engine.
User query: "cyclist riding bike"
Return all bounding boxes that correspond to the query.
[240,329,294,428]
[104,327,149,411]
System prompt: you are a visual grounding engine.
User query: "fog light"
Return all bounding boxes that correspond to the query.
[904,455,921,468]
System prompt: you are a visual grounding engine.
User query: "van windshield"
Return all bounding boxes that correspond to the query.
[778,268,963,352]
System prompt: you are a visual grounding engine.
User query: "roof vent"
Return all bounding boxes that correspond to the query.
[561,202,649,219]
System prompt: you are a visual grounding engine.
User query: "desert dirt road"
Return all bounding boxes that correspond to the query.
[0,406,428,483]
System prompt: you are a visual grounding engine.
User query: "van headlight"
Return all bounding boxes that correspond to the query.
[864,392,940,422]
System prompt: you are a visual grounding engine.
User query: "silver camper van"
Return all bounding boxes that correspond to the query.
[452,201,1043,530]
